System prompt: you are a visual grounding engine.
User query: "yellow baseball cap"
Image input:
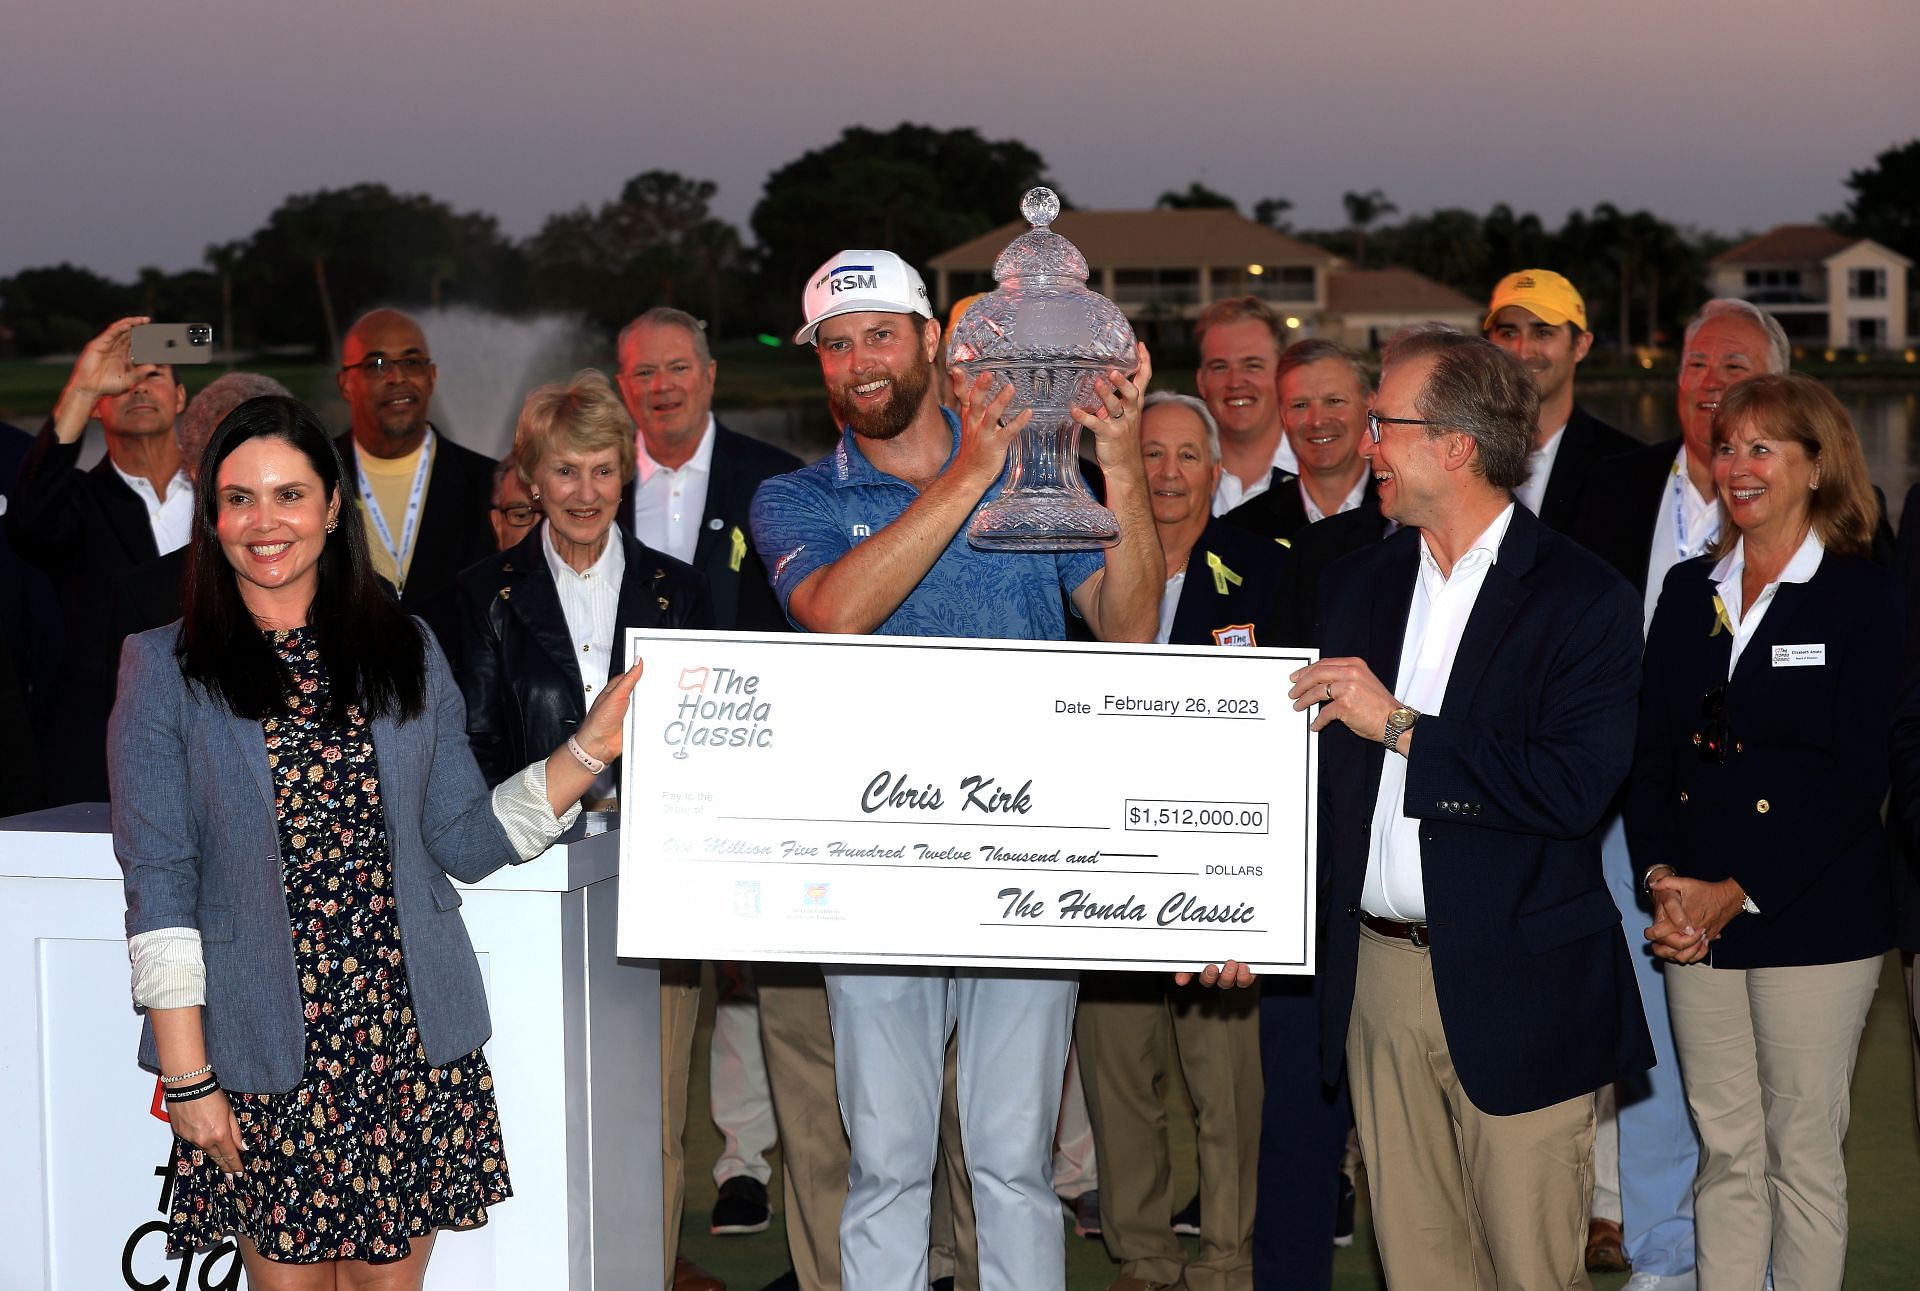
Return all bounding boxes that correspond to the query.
[1484,269,1588,332]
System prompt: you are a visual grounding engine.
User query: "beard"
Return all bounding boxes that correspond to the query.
[840,349,933,442]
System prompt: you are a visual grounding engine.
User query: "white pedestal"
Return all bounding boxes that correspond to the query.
[0,805,660,1290]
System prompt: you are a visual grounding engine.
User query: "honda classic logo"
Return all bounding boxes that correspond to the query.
[664,665,775,759]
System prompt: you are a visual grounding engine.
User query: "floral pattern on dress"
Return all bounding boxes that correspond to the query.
[168,628,511,1264]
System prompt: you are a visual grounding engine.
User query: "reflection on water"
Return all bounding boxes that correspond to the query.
[1576,382,1920,529]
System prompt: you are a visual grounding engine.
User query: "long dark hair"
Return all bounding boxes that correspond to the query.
[178,396,426,722]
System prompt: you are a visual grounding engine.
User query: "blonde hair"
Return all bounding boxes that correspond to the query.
[1710,372,1873,558]
[512,369,636,488]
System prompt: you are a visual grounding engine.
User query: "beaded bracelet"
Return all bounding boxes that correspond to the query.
[161,1063,215,1085]
[164,1078,222,1104]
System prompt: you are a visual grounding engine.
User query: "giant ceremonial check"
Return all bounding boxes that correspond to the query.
[616,630,1318,974]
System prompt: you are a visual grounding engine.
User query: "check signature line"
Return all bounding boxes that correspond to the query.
[717,814,1107,832]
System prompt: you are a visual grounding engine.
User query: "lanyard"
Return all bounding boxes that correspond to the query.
[356,429,434,586]
[1670,456,1719,560]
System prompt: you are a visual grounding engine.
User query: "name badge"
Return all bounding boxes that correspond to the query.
[1212,624,1256,648]
[1771,644,1825,667]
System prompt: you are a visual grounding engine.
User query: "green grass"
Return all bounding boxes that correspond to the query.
[672,955,1920,1290]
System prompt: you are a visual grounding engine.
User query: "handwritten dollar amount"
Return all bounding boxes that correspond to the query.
[1124,799,1269,834]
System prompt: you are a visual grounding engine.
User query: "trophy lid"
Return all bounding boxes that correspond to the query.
[991,188,1089,284]
[950,187,1135,371]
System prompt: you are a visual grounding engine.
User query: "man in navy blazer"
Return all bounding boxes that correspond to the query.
[1288,331,1652,1287]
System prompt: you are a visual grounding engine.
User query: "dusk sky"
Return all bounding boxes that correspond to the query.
[5,0,1916,282]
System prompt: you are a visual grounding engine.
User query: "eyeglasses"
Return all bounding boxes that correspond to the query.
[340,355,432,378]
[493,503,539,528]
[1698,683,1729,764]
[1366,410,1437,443]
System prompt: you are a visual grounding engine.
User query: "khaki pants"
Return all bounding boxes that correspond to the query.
[1664,954,1881,1291]
[1347,927,1595,1291]
[1076,975,1261,1291]
[661,962,703,1286]
[757,962,979,1291]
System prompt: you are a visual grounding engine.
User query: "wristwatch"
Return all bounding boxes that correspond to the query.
[1383,705,1420,754]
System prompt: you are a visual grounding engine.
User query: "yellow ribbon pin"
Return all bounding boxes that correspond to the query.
[1206,551,1243,596]
[729,526,747,573]
[1710,593,1732,638]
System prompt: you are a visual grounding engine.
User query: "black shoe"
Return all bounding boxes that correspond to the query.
[712,1175,772,1235]
[1170,1192,1201,1236]
[931,1280,956,1291]
[1333,1172,1356,1247]
[758,1274,800,1291]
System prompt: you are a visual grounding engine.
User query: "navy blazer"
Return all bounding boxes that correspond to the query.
[5,422,166,803]
[1315,504,1654,1115]
[1627,549,1900,969]
[1166,518,1289,648]
[334,428,498,654]
[110,623,520,1093]
[1537,404,1638,533]
[619,423,802,632]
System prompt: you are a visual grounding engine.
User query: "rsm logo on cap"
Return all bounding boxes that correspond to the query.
[829,265,879,294]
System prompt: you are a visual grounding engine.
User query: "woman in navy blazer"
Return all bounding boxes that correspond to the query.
[110,396,640,1288]
[1626,373,1898,1290]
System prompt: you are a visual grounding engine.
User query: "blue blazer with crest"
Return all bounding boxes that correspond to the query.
[1314,504,1655,1115]
[109,622,519,1093]
[1626,549,1900,969]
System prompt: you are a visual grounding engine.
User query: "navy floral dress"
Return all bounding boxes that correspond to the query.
[168,628,511,1263]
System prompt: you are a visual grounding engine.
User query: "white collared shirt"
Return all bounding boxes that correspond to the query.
[541,522,626,799]
[1300,470,1369,524]
[1155,569,1186,645]
[1711,529,1824,678]
[1643,446,1722,633]
[1361,502,1518,922]
[632,415,716,564]
[1513,423,1567,519]
[111,462,194,555]
[1212,436,1300,516]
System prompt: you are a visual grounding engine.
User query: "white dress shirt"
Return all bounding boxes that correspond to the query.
[1300,470,1369,524]
[1711,529,1824,678]
[1513,423,1566,519]
[1155,569,1187,645]
[1642,446,1722,633]
[632,415,716,564]
[111,462,194,555]
[543,522,625,801]
[1361,503,1517,922]
[1212,436,1300,516]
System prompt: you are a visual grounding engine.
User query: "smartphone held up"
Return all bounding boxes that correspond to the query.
[129,323,214,366]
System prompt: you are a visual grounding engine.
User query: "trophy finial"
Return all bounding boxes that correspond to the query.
[1021,187,1060,230]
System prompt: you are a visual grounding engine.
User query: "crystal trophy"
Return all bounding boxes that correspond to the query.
[948,187,1138,550]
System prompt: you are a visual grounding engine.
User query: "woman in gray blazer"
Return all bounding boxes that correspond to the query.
[110,395,639,1289]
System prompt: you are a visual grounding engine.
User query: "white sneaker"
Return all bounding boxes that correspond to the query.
[1623,1273,1697,1291]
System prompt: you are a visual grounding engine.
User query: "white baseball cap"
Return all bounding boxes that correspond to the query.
[795,249,934,346]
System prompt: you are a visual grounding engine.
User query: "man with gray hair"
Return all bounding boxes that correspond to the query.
[1566,297,1792,1289]
[1288,331,1651,1287]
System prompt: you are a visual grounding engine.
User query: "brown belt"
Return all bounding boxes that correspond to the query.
[1361,914,1431,947]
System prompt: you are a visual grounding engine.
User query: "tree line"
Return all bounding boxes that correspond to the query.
[2,126,1912,360]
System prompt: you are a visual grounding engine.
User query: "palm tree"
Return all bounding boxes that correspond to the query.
[1342,190,1399,267]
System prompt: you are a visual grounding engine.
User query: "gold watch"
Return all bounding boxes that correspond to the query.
[1383,705,1420,753]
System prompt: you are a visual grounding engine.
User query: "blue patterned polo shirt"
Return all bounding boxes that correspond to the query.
[750,408,1103,640]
